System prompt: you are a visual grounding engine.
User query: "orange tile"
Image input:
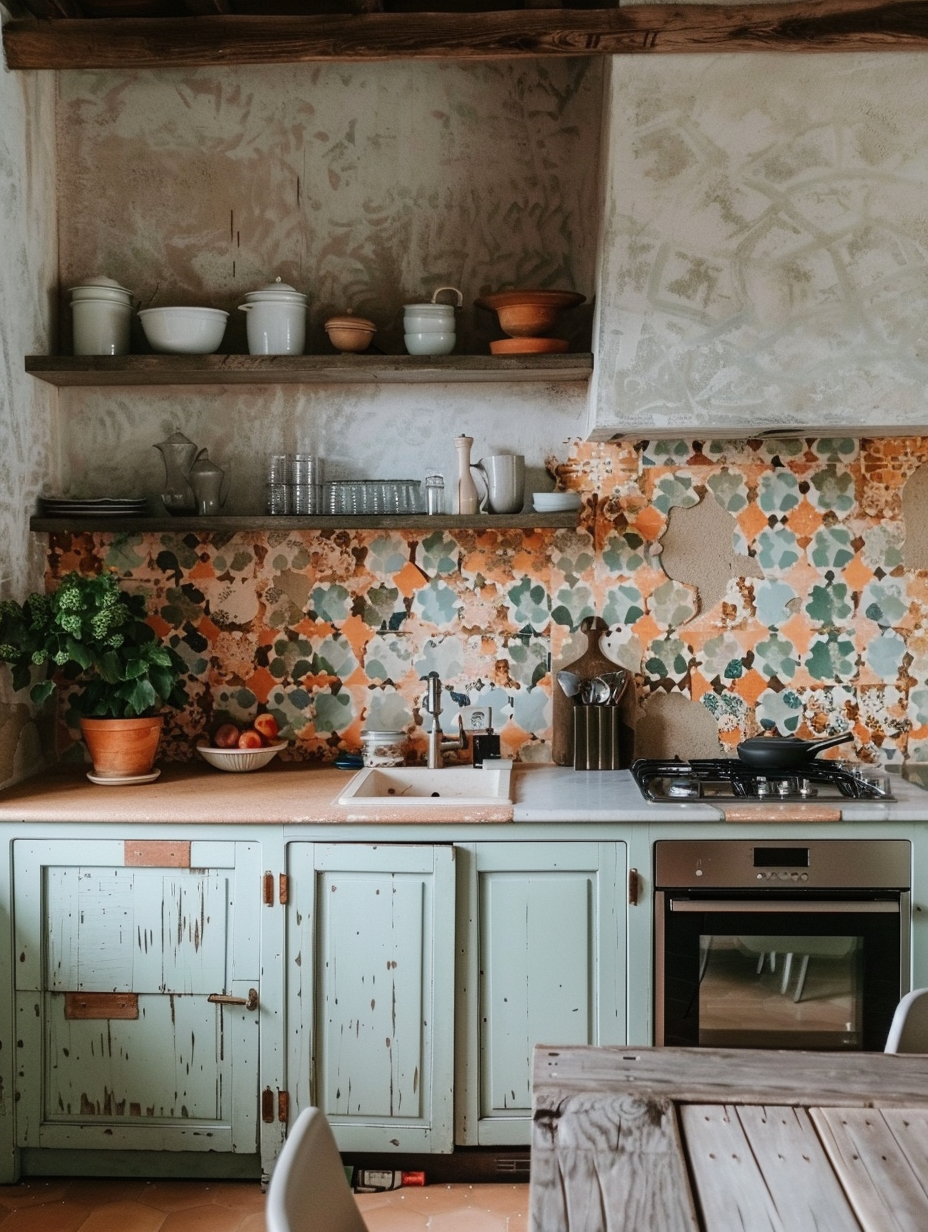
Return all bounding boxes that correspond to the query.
[63,1181,147,1207]
[76,1201,166,1232]
[139,1184,227,1214]
[157,1206,248,1232]
[0,1184,73,1211]
[0,1202,92,1232]
[842,552,874,594]
[393,561,429,598]
[204,1185,265,1214]
[736,502,769,544]
[237,1217,265,1232]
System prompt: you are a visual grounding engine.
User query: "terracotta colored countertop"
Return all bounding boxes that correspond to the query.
[0,761,514,825]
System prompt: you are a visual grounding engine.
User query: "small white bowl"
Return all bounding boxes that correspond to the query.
[404,331,455,356]
[139,306,229,354]
[197,740,286,773]
[533,491,582,512]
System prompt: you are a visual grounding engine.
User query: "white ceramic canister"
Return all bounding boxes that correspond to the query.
[69,276,133,355]
[360,729,407,768]
[238,278,307,355]
[403,286,463,356]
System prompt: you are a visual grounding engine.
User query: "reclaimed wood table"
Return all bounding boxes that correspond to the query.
[531,1045,928,1232]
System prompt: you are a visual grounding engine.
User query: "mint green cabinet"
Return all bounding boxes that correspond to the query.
[12,839,261,1155]
[454,841,627,1145]
[285,843,456,1153]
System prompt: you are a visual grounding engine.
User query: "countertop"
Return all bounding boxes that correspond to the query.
[1,761,927,825]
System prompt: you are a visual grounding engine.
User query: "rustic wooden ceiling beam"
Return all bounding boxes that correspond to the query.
[6,1,928,69]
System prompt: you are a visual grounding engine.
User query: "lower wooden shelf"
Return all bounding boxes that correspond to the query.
[30,511,581,533]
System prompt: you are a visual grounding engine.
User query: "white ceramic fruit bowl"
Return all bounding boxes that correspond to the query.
[197,741,286,772]
[533,491,582,512]
[139,306,228,354]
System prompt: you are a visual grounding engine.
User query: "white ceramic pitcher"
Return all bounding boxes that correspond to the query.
[471,454,525,514]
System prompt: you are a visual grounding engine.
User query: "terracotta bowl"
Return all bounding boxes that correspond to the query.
[475,290,585,338]
[325,314,376,353]
[489,337,569,355]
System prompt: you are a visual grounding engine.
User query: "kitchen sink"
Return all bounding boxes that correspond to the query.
[337,761,513,807]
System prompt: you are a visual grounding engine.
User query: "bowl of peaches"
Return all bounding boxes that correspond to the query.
[197,715,286,772]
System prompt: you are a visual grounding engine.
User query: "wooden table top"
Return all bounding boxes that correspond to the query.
[530,1045,928,1232]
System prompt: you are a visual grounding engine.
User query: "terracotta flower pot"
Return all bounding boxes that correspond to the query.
[79,716,164,779]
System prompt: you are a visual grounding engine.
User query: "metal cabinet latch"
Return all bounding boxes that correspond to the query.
[628,868,641,906]
[208,988,259,1011]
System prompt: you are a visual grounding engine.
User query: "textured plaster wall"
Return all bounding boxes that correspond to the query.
[0,9,57,786]
[49,434,928,768]
[593,53,928,437]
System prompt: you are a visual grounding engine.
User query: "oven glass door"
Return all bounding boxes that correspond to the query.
[657,893,903,1051]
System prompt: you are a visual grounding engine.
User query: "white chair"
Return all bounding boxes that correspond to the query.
[266,1107,369,1232]
[885,988,928,1053]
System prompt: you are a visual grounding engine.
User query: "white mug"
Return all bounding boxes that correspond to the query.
[471,454,525,514]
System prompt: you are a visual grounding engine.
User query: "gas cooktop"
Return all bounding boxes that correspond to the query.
[631,757,894,803]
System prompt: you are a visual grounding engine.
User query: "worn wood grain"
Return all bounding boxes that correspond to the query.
[683,1103,859,1230]
[30,511,578,534]
[64,991,139,1020]
[531,1091,700,1232]
[811,1107,928,1231]
[24,352,592,387]
[534,1045,928,1108]
[9,4,928,68]
[124,839,190,868]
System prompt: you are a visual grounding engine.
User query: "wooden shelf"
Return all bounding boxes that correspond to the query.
[6,5,927,71]
[30,512,581,533]
[25,353,593,388]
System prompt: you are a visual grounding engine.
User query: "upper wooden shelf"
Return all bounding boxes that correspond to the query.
[6,2,928,70]
[29,511,580,533]
[25,353,593,388]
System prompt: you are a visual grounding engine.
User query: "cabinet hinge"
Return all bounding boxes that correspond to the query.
[262,1087,275,1124]
[628,867,640,906]
[279,873,289,905]
[278,1090,290,1123]
[263,871,275,906]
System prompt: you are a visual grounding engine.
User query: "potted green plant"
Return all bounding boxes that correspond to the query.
[0,569,186,779]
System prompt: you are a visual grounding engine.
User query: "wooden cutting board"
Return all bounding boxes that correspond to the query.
[552,616,636,767]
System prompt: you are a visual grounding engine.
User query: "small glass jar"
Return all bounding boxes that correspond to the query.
[361,729,407,768]
[425,473,445,515]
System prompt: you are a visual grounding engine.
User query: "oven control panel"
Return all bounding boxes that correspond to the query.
[654,838,911,890]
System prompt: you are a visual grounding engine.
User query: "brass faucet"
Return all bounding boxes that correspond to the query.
[423,672,468,769]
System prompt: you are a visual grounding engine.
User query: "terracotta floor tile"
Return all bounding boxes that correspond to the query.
[139,1184,232,1213]
[63,1180,148,1207]
[77,1201,166,1232]
[359,1207,430,1232]
[0,1183,72,1210]
[0,1201,93,1232]
[237,1216,266,1232]
[158,1206,249,1232]
[203,1184,265,1214]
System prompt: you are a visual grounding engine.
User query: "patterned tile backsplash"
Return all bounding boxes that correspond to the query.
[47,434,928,767]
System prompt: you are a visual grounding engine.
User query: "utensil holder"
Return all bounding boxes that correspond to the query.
[573,705,621,771]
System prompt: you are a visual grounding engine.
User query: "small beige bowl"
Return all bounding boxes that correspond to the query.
[325,313,376,353]
[197,740,286,772]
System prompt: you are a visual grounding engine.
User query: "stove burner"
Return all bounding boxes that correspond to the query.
[632,757,893,803]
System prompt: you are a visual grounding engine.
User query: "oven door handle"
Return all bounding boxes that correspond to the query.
[669,899,899,913]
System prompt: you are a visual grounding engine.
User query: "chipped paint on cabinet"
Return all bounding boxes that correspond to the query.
[286,842,455,1153]
[12,839,260,1153]
[454,842,627,1146]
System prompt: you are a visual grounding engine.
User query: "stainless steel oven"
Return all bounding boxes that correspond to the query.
[654,839,911,1051]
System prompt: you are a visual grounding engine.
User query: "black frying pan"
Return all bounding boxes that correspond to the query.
[736,730,854,769]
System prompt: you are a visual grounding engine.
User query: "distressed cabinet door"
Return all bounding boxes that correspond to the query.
[13,838,260,1153]
[286,843,455,1153]
[455,841,627,1146]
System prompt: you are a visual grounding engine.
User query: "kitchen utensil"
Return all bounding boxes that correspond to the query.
[188,450,229,516]
[601,670,629,704]
[553,615,636,767]
[489,337,569,355]
[70,276,132,355]
[404,287,463,356]
[556,670,582,697]
[474,289,585,337]
[736,729,854,769]
[197,740,286,772]
[153,430,203,516]
[454,435,479,515]
[324,312,376,353]
[239,278,307,355]
[471,454,525,514]
[139,306,228,354]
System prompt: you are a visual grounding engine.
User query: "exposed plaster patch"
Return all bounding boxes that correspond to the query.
[902,463,928,570]
[635,692,722,760]
[0,701,43,787]
[658,494,763,615]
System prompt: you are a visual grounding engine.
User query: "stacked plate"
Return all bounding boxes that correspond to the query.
[533,491,582,513]
[39,496,149,518]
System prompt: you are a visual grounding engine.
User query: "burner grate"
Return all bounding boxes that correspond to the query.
[631,757,893,802]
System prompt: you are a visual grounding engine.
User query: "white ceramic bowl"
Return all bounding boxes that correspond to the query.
[197,740,286,772]
[139,306,228,354]
[533,491,582,512]
[404,331,455,356]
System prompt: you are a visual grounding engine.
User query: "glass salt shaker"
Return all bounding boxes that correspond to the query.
[425,473,445,515]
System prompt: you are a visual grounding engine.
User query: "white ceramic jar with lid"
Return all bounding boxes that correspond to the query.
[69,276,133,355]
[360,729,408,768]
[238,278,307,355]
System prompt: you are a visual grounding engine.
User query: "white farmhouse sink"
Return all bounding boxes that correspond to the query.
[338,761,513,808]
